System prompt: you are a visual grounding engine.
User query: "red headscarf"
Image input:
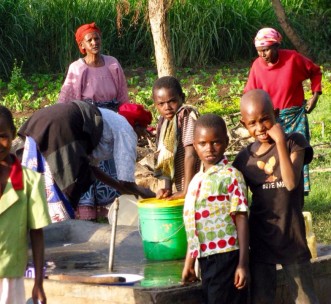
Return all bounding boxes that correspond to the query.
[254,28,282,48]
[75,22,101,54]
[118,103,152,129]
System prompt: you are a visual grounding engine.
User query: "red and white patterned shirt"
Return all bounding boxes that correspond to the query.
[183,157,249,258]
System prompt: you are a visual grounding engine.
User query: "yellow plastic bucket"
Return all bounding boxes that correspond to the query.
[137,198,187,261]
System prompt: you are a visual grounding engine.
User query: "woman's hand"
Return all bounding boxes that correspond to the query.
[91,166,155,198]
[305,92,319,114]
[134,125,149,140]
[120,181,155,198]
[136,186,156,198]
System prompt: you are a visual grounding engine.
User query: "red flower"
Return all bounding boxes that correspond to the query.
[228,183,234,192]
[207,196,216,202]
[195,212,201,220]
[201,244,207,251]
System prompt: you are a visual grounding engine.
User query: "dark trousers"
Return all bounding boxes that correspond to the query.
[250,260,319,304]
[199,250,248,304]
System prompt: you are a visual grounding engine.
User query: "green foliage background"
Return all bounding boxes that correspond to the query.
[0,0,330,79]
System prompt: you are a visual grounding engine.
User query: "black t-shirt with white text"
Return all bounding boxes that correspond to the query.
[233,132,313,264]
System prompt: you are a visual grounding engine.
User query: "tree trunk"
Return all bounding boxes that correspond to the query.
[271,0,312,59]
[148,0,175,77]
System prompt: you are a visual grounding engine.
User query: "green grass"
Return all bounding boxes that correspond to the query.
[305,172,331,244]
[308,64,331,171]
[305,73,331,244]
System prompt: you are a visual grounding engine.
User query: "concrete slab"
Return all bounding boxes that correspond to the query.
[25,220,331,303]
[26,220,203,303]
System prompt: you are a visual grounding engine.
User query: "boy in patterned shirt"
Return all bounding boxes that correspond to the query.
[182,114,249,304]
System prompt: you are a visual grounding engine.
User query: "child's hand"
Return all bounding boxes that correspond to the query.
[234,266,249,290]
[267,123,286,144]
[168,191,185,200]
[32,283,46,303]
[156,188,172,199]
[181,266,199,285]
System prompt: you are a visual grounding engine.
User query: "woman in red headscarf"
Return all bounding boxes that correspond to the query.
[57,22,152,220]
[58,22,128,108]
[244,27,322,194]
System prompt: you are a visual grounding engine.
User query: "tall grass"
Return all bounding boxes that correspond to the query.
[169,0,274,64]
[304,68,331,244]
[0,0,34,77]
[305,172,331,244]
[22,0,121,73]
[0,0,330,79]
[306,65,331,171]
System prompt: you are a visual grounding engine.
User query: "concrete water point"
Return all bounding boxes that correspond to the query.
[24,201,331,303]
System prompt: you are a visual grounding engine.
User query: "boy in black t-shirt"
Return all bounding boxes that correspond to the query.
[233,89,319,304]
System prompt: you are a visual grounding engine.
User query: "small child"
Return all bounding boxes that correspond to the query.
[0,105,51,303]
[182,114,249,304]
[153,76,200,200]
[233,89,319,304]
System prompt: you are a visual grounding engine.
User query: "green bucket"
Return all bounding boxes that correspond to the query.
[137,198,187,261]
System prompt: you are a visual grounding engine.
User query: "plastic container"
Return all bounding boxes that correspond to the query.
[26,299,42,304]
[108,195,139,226]
[302,211,317,259]
[137,198,187,261]
[24,263,46,278]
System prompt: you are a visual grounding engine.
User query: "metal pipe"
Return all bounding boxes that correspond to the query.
[108,197,120,271]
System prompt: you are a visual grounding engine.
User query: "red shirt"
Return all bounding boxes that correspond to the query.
[244,49,322,110]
